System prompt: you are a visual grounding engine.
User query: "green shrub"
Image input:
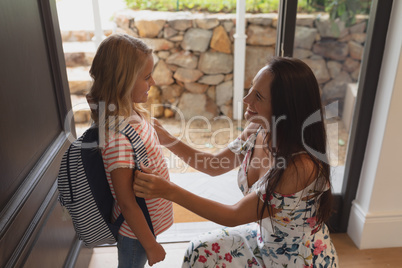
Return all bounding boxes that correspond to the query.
[124,0,370,25]
[124,0,283,13]
[308,0,371,26]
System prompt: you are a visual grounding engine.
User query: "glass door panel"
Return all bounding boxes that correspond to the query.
[293,0,372,196]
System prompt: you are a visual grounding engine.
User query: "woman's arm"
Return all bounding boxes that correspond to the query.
[153,119,260,176]
[111,168,165,266]
[134,164,272,227]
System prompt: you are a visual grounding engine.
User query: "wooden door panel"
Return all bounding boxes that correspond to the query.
[0,0,61,213]
[0,0,87,267]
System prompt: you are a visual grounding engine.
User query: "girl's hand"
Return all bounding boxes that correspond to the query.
[146,242,166,266]
[151,118,174,147]
[134,163,173,200]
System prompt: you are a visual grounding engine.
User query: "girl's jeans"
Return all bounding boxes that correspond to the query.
[117,234,147,268]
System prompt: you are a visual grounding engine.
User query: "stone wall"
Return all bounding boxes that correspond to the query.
[73,10,368,120]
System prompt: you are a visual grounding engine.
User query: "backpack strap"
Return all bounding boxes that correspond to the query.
[65,145,74,205]
[120,124,155,236]
[81,127,123,240]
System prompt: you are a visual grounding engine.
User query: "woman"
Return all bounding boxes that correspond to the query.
[134,57,338,267]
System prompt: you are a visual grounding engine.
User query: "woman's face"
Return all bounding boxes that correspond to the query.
[243,66,273,129]
[131,54,155,103]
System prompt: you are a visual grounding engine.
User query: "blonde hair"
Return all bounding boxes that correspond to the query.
[88,34,152,130]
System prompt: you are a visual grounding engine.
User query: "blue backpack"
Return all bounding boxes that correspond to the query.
[57,124,154,247]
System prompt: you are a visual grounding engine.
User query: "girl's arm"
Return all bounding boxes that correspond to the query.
[111,168,165,266]
[153,119,260,176]
[134,164,272,226]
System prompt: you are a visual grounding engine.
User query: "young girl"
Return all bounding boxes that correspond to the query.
[134,57,339,267]
[88,34,173,267]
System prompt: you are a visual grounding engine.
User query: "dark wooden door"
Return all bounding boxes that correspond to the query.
[0,1,90,267]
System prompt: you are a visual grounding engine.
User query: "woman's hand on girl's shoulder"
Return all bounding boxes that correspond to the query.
[134,163,173,200]
[240,122,260,140]
[151,118,174,146]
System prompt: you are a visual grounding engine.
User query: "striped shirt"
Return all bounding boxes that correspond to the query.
[101,118,173,239]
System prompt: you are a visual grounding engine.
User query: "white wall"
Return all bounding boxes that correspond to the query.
[347,1,402,249]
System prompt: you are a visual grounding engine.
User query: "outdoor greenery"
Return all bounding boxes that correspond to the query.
[125,0,371,22]
[308,0,371,26]
[125,0,313,14]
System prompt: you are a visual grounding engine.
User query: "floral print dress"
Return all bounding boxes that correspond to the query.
[182,129,338,268]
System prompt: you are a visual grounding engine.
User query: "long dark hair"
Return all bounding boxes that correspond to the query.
[259,57,332,227]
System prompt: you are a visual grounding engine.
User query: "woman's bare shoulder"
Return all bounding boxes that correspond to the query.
[275,154,317,195]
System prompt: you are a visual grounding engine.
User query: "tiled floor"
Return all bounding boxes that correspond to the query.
[89,243,188,268]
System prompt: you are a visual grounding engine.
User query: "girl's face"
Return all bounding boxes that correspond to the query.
[243,66,273,129]
[131,54,155,103]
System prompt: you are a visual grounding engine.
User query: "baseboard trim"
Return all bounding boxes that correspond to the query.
[348,201,402,249]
